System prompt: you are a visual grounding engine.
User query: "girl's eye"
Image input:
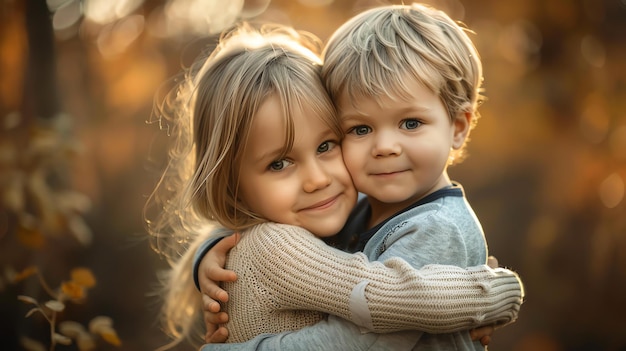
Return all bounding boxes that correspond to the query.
[401,119,422,130]
[349,125,371,136]
[268,159,291,171]
[317,141,337,154]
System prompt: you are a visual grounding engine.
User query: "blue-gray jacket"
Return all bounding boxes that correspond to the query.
[198,184,490,350]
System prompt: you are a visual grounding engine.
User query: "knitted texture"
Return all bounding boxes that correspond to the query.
[222,222,523,343]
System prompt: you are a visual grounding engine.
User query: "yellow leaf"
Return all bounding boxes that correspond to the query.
[99,326,122,347]
[89,316,122,346]
[70,268,96,288]
[61,281,86,300]
[76,333,96,351]
[13,266,38,282]
[88,316,113,334]
[16,225,45,249]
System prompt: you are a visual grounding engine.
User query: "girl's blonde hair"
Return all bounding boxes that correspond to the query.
[145,23,340,349]
[322,3,484,163]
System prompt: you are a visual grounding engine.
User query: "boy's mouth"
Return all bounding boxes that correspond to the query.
[371,169,408,176]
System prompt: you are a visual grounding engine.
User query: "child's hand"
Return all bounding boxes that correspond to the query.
[466,256,500,346]
[466,255,503,346]
[204,324,230,344]
[470,325,494,346]
[202,294,230,343]
[198,233,239,309]
[487,256,499,268]
[199,233,240,343]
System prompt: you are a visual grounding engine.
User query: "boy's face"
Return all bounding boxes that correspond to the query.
[338,77,470,219]
[237,94,357,237]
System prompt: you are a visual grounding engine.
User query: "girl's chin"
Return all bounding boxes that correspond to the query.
[308,223,345,238]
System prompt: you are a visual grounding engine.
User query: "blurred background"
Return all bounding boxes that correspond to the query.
[1,0,625,350]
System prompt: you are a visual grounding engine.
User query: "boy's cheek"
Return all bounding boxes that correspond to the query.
[340,144,365,171]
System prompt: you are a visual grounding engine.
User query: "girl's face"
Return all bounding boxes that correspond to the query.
[237,94,357,237]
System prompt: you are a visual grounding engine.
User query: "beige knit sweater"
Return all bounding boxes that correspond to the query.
[222,222,522,343]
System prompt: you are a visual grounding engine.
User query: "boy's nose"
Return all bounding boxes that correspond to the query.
[372,132,402,157]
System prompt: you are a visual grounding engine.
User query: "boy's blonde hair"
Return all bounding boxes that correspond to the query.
[322,3,484,163]
[146,24,339,349]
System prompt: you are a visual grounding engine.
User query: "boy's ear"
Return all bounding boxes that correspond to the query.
[451,111,472,150]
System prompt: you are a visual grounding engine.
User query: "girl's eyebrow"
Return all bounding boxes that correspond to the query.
[316,126,337,139]
[252,120,338,162]
[253,145,285,164]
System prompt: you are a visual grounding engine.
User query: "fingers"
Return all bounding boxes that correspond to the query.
[198,234,239,303]
[205,326,229,344]
[480,335,491,346]
[199,233,239,345]
[214,232,240,254]
[202,298,229,344]
[487,256,499,269]
[206,265,237,283]
[204,309,229,325]
[205,317,217,336]
[202,233,239,285]
[202,293,225,313]
[201,277,231,303]
[470,325,494,341]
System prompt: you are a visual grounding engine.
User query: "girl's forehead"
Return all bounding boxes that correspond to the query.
[243,96,289,161]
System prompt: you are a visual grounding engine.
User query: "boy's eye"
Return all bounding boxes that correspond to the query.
[317,141,337,154]
[268,159,291,171]
[401,119,422,130]
[349,125,371,136]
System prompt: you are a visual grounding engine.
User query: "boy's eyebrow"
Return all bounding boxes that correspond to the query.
[340,114,365,123]
[341,105,433,120]
[339,109,371,120]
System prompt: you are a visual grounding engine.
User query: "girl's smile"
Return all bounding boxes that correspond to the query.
[237,94,357,238]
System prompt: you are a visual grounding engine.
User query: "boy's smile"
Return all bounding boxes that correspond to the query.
[370,170,410,178]
[338,77,471,226]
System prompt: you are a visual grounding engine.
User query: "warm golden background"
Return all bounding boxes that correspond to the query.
[1,0,625,350]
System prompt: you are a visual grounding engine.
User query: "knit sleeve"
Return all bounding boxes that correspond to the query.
[245,223,523,333]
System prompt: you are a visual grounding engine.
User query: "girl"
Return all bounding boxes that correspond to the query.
[147,24,522,349]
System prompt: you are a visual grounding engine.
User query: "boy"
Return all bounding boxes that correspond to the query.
[196,3,523,350]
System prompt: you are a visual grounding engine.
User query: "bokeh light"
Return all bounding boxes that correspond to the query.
[162,0,244,37]
[598,173,624,209]
[96,15,145,58]
[581,34,606,68]
[83,0,144,25]
[2,1,626,350]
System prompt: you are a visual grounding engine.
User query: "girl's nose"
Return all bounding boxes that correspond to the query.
[302,161,332,193]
